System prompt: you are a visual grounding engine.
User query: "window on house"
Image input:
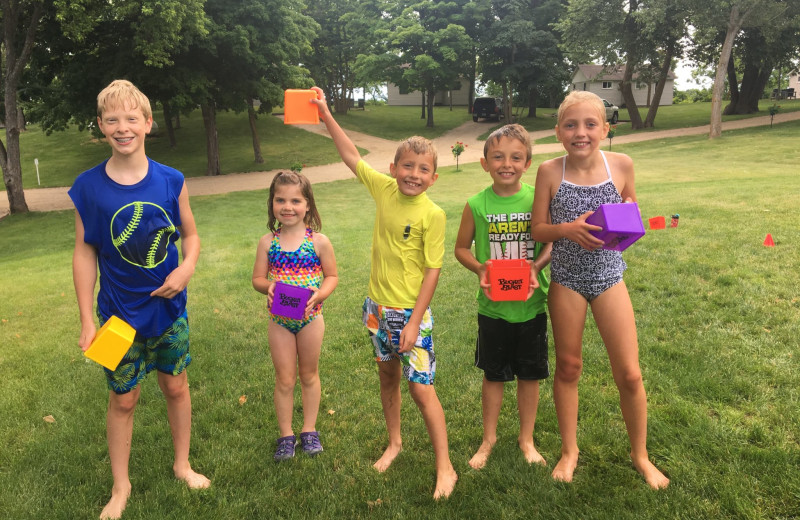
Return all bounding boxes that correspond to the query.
[399,85,409,95]
[602,81,612,89]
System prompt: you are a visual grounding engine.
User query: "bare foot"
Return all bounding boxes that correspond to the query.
[99,484,131,520]
[518,438,547,466]
[551,452,579,483]
[373,444,402,473]
[468,440,495,470]
[632,456,670,489]
[433,466,458,500]
[174,467,211,489]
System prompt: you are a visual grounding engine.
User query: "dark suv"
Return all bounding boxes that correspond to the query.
[472,97,503,122]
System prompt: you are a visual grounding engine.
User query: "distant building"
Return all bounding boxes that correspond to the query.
[571,64,675,107]
[386,78,471,106]
[788,73,799,93]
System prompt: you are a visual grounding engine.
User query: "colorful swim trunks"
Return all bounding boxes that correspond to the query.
[362,297,436,385]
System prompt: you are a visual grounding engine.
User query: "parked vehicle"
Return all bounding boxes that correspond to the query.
[602,98,619,124]
[472,97,503,122]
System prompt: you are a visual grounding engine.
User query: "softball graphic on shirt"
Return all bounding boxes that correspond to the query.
[111,201,176,268]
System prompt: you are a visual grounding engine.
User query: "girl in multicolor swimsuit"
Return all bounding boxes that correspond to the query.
[253,171,338,461]
[531,91,669,490]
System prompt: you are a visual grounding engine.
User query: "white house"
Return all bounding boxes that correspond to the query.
[386,78,471,106]
[571,64,675,107]
[788,73,799,95]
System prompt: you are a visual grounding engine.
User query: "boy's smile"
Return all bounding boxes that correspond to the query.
[389,151,438,197]
[481,136,531,195]
[98,102,153,157]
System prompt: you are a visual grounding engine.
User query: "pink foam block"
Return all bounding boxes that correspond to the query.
[270,282,312,320]
[585,203,645,251]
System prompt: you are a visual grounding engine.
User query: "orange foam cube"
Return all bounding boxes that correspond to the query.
[486,259,530,301]
[84,316,136,371]
[648,216,666,230]
[283,89,320,125]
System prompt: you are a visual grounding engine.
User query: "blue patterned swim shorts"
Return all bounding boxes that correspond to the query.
[100,311,191,394]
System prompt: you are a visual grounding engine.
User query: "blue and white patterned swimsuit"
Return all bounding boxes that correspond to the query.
[550,151,626,301]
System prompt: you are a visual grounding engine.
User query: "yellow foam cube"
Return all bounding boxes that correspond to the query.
[84,316,136,370]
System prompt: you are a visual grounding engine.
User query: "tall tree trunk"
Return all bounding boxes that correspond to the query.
[502,82,512,124]
[468,52,477,113]
[247,97,264,164]
[2,85,28,213]
[426,87,435,127]
[1,1,43,214]
[201,102,221,176]
[421,91,426,119]
[711,5,751,139]
[621,57,643,129]
[528,86,538,118]
[643,42,675,128]
[723,53,740,115]
[727,60,772,114]
[162,100,177,149]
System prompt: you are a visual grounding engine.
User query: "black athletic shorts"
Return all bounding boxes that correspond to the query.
[475,312,549,382]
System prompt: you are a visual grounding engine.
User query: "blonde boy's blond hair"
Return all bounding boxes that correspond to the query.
[484,123,532,161]
[97,79,152,120]
[557,90,606,125]
[393,136,438,171]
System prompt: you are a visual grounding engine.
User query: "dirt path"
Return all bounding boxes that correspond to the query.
[3,110,799,216]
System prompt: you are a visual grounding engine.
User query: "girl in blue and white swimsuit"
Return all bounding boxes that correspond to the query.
[532,91,670,490]
[549,151,626,301]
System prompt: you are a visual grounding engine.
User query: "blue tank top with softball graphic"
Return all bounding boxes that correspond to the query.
[69,158,186,337]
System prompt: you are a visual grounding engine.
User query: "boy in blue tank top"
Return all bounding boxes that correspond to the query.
[69,80,209,519]
[454,124,552,470]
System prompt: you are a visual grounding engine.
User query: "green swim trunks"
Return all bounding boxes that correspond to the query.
[100,311,191,394]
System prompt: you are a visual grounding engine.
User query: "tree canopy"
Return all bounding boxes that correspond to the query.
[4,0,799,212]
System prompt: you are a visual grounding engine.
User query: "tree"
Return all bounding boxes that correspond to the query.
[305,0,383,115]
[1,0,44,213]
[479,0,569,119]
[557,0,690,129]
[188,0,316,175]
[27,0,207,145]
[388,1,473,127]
[690,0,789,138]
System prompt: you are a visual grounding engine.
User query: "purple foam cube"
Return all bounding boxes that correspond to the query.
[270,282,312,320]
[585,202,645,251]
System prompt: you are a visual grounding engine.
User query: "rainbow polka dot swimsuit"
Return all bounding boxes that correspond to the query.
[268,228,323,328]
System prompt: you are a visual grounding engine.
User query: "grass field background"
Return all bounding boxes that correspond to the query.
[1,120,799,519]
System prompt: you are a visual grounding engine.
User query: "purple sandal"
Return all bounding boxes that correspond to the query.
[299,431,323,456]
[274,435,296,461]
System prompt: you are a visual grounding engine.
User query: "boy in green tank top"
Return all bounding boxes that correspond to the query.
[454,124,552,470]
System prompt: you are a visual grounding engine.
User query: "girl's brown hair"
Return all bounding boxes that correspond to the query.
[267,171,322,232]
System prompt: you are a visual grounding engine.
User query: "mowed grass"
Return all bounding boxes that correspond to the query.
[1,121,799,519]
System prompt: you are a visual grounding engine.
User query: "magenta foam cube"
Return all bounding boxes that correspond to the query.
[585,202,645,251]
[270,282,312,320]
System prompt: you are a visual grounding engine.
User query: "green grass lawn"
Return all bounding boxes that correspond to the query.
[1,121,799,519]
[330,104,473,141]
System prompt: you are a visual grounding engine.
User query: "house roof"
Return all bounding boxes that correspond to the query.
[574,64,676,82]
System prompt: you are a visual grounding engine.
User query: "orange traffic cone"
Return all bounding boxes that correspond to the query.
[763,234,775,247]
